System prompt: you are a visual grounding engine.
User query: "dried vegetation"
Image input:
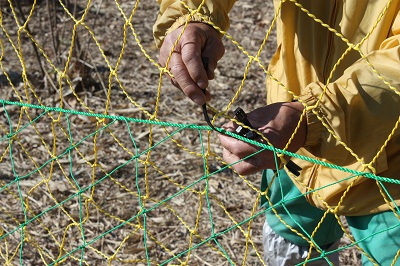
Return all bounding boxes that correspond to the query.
[0,0,360,265]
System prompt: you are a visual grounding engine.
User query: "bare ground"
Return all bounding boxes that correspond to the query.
[0,0,361,265]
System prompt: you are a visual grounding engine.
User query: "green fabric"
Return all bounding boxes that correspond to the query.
[261,169,343,247]
[347,210,400,265]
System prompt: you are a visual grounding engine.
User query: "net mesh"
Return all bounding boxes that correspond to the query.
[0,0,399,265]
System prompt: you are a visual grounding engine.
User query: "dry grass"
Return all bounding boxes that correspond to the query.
[0,0,362,265]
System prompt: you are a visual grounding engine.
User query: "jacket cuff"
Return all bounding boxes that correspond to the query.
[154,6,229,48]
[169,14,212,33]
[298,93,326,147]
[154,13,217,48]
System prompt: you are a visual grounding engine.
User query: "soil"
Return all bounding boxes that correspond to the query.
[0,0,360,265]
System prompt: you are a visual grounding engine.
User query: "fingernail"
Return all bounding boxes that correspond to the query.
[222,126,235,133]
[197,80,208,90]
[193,95,205,106]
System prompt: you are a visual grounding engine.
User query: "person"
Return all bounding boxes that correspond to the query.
[153,0,400,265]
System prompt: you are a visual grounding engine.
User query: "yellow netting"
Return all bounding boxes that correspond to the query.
[0,0,399,265]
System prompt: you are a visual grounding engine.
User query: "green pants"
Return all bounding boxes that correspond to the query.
[347,211,400,265]
[261,169,400,265]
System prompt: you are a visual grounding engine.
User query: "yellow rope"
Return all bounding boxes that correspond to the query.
[0,0,399,265]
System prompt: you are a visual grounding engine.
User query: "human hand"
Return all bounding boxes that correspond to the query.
[159,23,225,105]
[218,102,307,175]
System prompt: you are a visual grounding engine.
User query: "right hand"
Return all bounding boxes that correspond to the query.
[158,22,225,105]
[218,102,307,175]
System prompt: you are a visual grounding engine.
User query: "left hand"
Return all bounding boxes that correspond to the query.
[218,102,307,175]
[158,23,225,105]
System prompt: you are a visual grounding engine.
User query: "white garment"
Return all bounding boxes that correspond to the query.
[263,221,340,266]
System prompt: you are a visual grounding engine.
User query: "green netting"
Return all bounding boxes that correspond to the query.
[0,0,399,265]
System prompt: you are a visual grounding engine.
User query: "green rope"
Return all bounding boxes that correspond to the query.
[1,98,399,265]
[1,99,398,185]
[2,102,28,265]
[66,114,86,266]
[1,0,399,264]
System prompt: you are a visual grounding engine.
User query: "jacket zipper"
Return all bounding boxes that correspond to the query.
[322,0,339,82]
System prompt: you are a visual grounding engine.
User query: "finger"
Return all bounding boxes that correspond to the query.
[202,57,218,80]
[180,40,209,90]
[170,77,212,103]
[222,148,260,176]
[169,51,207,105]
[159,45,211,105]
[179,23,224,87]
[202,47,224,80]
[158,37,174,73]
[218,133,259,159]
[221,121,237,132]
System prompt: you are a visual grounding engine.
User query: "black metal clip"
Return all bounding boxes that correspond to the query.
[285,160,302,177]
[201,57,220,132]
[234,107,257,140]
[200,57,302,177]
[233,107,302,176]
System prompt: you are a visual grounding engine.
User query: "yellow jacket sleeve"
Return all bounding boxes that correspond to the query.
[153,0,236,48]
[295,6,400,214]
[265,0,400,214]
[299,11,400,174]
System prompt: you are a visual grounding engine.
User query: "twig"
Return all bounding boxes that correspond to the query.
[14,0,46,78]
[46,0,60,64]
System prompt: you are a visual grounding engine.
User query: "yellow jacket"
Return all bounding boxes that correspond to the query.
[153,0,400,216]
